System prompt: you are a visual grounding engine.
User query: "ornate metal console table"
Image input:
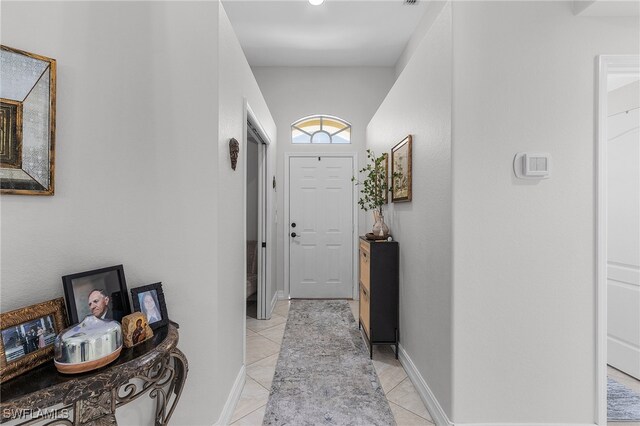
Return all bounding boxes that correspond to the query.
[0,324,188,426]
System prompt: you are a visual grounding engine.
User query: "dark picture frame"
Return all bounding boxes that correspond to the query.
[0,298,67,383]
[62,265,131,324]
[383,153,389,204]
[131,283,169,331]
[391,135,412,203]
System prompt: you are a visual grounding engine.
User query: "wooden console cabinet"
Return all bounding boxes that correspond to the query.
[358,237,399,359]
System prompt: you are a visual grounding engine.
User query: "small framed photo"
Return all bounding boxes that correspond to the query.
[391,135,412,203]
[131,283,168,330]
[0,298,67,383]
[62,265,132,324]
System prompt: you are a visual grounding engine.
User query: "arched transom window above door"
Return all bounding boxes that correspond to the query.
[291,115,351,144]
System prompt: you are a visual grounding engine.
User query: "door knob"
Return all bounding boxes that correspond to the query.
[291,222,296,228]
[291,232,298,238]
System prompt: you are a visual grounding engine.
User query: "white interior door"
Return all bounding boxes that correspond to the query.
[289,156,353,298]
[607,80,640,379]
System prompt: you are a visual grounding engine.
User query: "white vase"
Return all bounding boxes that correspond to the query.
[372,210,389,237]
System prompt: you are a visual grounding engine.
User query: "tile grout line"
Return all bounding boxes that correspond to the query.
[246,352,279,367]
[256,324,286,335]
[246,371,273,393]
[231,403,267,425]
[258,334,284,346]
[378,371,432,422]
[246,351,280,368]
[381,378,404,396]
[247,320,287,335]
[388,402,435,425]
[248,333,282,347]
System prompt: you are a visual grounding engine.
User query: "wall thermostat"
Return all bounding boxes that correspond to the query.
[514,152,551,179]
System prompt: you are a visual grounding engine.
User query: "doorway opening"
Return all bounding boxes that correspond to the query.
[245,126,262,319]
[244,104,272,328]
[597,55,640,424]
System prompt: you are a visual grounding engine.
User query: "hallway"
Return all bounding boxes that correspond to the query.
[231,300,434,425]
[0,1,638,425]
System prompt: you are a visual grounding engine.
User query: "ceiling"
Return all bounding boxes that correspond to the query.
[221,0,429,67]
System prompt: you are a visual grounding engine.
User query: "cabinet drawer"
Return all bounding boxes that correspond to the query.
[359,284,370,338]
[359,245,370,291]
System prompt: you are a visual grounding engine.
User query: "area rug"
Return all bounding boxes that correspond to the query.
[263,300,396,426]
[608,378,640,421]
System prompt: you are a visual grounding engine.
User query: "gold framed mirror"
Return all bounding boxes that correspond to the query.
[1,45,56,195]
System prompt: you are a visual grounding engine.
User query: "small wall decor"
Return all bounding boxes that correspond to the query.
[131,282,169,331]
[0,298,67,383]
[391,135,412,202]
[229,138,239,170]
[62,265,132,324]
[0,45,56,195]
[121,312,153,348]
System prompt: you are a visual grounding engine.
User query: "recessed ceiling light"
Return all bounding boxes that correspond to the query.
[309,0,324,6]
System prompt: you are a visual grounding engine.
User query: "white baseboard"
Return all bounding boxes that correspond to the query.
[215,366,246,426]
[397,345,596,426]
[270,290,279,316]
[397,344,453,426]
[277,290,286,300]
[459,424,596,426]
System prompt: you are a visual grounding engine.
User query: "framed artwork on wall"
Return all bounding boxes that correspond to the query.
[383,153,389,204]
[391,135,412,203]
[0,298,67,383]
[0,45,56,195]
[62,265,131,324]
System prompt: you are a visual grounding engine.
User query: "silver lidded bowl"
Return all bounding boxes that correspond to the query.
[54,315,122,374]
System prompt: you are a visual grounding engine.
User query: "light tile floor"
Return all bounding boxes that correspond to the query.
[607,365,640,426]
[231,300,433,425]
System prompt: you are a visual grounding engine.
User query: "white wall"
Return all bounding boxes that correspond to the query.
[217,2,277,412]
[1,2,221,424]
[1,2,276,424]
[394,1,447,79]
[370,1,639,423]
[251,66,395,297]
[367,2,453,416]
[451,2,639,423]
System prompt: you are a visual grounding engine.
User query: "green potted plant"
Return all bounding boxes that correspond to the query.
[352,150,396,239]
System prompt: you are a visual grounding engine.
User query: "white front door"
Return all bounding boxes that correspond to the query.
[289,156,353,298]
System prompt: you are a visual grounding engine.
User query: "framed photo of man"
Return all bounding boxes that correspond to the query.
[62,265,131,324]
[131,283,169,331]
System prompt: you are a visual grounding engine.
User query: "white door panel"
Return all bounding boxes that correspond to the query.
[290,156,353,298]
[607,105,640,379]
